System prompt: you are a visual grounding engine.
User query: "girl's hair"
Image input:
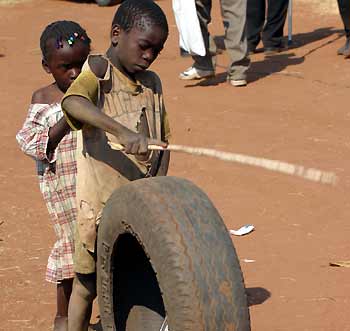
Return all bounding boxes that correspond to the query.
[40,20,91,60]
[112,0,168,35]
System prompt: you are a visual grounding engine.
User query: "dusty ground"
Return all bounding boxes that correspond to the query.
[299,0,339,14]
[1,0,350,330]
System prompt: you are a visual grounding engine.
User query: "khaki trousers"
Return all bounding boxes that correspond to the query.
[193,0,250,80]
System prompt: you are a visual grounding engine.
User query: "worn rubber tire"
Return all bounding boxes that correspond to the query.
[95,0,119,6]
[97,176,250,331]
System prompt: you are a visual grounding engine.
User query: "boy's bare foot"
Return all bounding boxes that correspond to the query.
[54,316,68,331]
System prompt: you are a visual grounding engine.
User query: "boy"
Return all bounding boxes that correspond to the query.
[61,1,170,330]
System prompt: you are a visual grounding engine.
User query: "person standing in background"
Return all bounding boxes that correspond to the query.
[246,0,289,55]
[337,0,350,58]
[179,0,250,87]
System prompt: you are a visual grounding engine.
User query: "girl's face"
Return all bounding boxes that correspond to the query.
[111,24,167,77]
[43,40,90,93]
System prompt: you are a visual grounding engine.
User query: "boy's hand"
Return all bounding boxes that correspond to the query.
[119,128,167,155]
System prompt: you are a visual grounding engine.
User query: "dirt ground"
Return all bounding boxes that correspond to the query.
[1,0,350,330]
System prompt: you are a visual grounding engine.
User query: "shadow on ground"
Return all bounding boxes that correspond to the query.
[248,52,304,83]
[184,51,304,87]
[182,27,342,86]
[289,27,343,49]
[248,27,344,83]
[213,27,343,52]
[88,288,271,326]
[246,287,271,307]
[185,27,344,87]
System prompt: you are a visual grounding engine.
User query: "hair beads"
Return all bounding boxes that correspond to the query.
[40,20,91,59]
[56,33,86,49]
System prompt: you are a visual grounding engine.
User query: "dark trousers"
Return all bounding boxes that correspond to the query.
[337,0,350,38]
[247,0,289,49]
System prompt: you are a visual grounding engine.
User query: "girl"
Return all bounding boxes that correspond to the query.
[16,20,91,331]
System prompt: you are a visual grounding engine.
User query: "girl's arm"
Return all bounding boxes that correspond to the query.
[17,87,71,161]
[16,104,66,162]
[47,117,71,154]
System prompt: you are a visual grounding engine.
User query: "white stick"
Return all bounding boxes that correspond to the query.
[108,142,337,185]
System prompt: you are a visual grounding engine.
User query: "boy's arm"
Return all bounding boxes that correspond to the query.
[61,61,166,155]
[62,95,166,154]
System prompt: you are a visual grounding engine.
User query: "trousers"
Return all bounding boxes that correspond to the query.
[192,0,250,80]
[247,0,289,49]
[337,0,350,38]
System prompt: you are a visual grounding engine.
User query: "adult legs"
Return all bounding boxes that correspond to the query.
[54,278,73,331]
[192,0,215,71]
[179,0,215,79]
[68,273,96,331]
[337,0,350,57]
[337,0,350,38]
[220,0,250,81]
[338,0,350,58]
[262,0,289,49]
[246,0,266,51]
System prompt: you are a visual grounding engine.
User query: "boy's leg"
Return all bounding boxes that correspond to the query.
[68,273,96,331]
[69,211,97,331]
[221,0,250,85]
[54,278,73,331]
[68,131,98,331]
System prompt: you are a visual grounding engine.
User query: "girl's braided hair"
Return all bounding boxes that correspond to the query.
[112,0,168,35]
[40,20,91,60]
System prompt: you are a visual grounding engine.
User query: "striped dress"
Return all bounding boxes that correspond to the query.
[16,103,77,283]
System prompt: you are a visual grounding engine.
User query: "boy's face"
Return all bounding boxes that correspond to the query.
[42,40,90,93]
[113,24,167,75]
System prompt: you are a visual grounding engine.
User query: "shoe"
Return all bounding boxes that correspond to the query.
[179,66,215,80]
[229,78,247,87]
[264,45,287,55]
[337,38,350,58]
[248,49,256,56]
[247,44,257,55]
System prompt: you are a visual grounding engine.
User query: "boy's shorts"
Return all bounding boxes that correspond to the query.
[73,131,146,274]
[74,222,97,274]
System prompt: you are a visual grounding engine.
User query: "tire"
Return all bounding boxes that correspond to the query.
[95,0,119,6]
[97,176,250,331]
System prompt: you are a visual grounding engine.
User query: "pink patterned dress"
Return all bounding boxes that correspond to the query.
[16,103,77,283]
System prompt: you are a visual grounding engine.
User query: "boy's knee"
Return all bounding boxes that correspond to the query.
[73,273,97,302]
